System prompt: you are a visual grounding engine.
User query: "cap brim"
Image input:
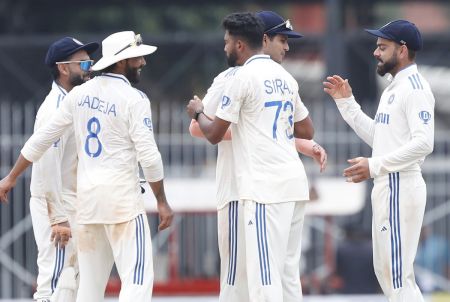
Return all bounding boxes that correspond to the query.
[92,44,157,71]
[364,29,393,41]
[279,30,303,38]
[71,42,100,56]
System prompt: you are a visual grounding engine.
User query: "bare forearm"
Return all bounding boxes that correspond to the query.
[197,114,228,145]
[149,179,168,204]
[9,154,32,181]
[190,119,231,141]
[295,139,316,156]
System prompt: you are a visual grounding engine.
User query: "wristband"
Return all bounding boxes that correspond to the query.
[194,110,203,121]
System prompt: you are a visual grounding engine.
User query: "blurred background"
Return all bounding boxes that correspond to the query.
[0,0,449,300]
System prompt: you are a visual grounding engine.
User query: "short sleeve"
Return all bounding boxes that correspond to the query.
[293,93,309,122]
[215,72,248,124]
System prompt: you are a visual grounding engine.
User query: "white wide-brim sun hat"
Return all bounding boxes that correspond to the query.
[92,31,157,71]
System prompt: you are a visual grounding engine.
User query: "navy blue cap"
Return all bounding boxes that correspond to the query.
[45,37,99,67]
[256,11,303,38]
[365,20,422,51]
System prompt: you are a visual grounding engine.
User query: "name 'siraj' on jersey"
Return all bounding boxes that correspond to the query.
[263,78,294,95]
[78,94,117,117]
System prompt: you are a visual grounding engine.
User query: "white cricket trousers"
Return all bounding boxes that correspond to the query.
[372,171,426,302]
[76,213,153,302]
[218,200,306,302]
[30,197,77,301]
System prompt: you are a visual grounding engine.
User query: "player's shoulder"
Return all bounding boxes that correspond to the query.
[215,67,241,81]
[132,88,150,100]
[397,66,431,94]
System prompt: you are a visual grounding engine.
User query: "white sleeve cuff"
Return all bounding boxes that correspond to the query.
[335,95,357,109]
[142,160,164,183]
[21,145,38,163]
[368,157,381,178]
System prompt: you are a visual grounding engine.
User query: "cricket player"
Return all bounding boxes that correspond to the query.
[0,31,173,302]
[187,13,314,302]
[31,37,99,302]
[323,20,435,301]
[189,11,326,302]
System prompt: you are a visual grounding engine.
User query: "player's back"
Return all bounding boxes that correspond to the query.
[67,73,153,224]
[217,55,309,204]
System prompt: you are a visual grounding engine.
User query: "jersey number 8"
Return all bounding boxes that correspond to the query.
[84,117,102,157]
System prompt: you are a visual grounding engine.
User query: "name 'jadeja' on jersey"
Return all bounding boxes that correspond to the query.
[78,95,117,117]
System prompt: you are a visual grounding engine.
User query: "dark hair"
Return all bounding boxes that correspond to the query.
[407,48,416,61]
[222,12,264,50]
[101,63,117,74]
[48,52,77,80]
[50,65,60,80]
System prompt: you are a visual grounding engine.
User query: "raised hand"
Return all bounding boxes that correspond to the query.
[323,75,353,100]
[186,95,204,119]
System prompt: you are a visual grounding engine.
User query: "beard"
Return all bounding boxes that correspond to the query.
[226,50,238,67]
[125,64,142,84]
[69,72,88,87]
[376,54,398,76]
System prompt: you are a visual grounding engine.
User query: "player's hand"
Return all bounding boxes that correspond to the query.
[323,75,353,100]
[51,221,72,248]
[157,201,174,231]
[343,157,370,183]
[186,95,204,119]
[312,143,327,173]
[0,175,17,203]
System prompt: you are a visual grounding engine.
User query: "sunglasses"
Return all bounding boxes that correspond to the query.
[266,19,294,34]
[114,34,143,55]
[56,60,94,71]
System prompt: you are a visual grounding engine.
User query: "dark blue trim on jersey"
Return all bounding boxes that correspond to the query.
[51,244,65,292]
[55,83,67,96]
[256,203,271,286]
[389,172,403,289]
[133,214,145,285]
[134,88,147,99]
[225,67,240,77]
[227,200,238,285]
[408,74,423,90]
[244,55,270,65]
[413,74,423,89]
[101,73,130,85]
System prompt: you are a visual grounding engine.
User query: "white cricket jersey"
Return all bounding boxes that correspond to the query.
[30,82,77,224]
[216,55,310,204]
[22,73,164,224]
[336,64,435,177]
[203,67,240,209]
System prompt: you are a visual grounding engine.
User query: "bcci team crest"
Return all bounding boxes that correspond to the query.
[221,95,231,109]
[143,117,153,130]
[419,111,431,124]
[388,94,395,104]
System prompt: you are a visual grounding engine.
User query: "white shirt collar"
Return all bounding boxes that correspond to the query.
[100,73,131,85]
[244,54,270,65]
[389,64,418,84]
[52,81,68,96]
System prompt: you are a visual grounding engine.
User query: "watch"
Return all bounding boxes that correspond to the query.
[194,109,203,121]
